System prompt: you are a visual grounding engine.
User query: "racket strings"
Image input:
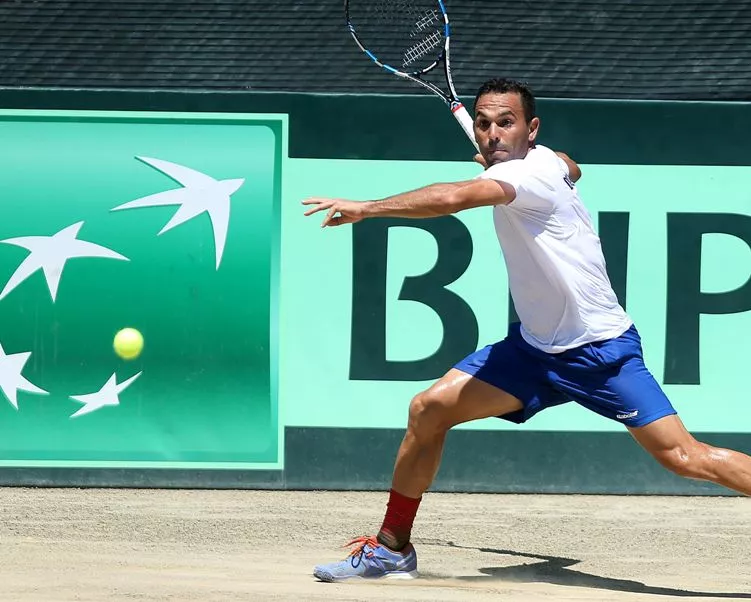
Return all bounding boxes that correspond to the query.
[348,0,445,73]
[403,29,442,67]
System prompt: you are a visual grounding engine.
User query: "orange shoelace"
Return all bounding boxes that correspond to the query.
[343,535,379,560]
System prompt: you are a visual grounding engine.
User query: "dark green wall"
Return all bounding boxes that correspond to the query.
[2,88,750,165]
[2,427,748,495]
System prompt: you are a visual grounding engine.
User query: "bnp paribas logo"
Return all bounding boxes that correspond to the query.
[111,156,245,270]
[0,156,246,418]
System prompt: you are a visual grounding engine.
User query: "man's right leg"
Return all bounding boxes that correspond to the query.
[313,367,525,582]
[377,368,524,550]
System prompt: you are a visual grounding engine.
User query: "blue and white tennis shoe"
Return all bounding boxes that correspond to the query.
[313,535,418,582]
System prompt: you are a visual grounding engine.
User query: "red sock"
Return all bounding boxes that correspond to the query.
[377,489,422,550]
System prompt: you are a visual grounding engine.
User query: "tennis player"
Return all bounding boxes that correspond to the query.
[302,78,751,582]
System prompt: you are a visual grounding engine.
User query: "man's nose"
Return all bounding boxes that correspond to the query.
[487,123,502,140]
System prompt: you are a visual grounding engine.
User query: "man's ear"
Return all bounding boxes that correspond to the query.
[528,117,541,144]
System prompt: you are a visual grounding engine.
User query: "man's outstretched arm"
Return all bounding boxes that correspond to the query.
[302,178,516,227]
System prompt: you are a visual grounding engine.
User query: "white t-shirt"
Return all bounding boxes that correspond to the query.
[475,144,633,353]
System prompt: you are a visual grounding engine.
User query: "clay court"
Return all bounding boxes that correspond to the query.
[1,487,748,601]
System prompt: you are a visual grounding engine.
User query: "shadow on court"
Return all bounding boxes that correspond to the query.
[441,542,751,598]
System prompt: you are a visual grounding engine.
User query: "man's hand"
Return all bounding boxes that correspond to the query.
[302,197,367,227]
[473,153,488,169]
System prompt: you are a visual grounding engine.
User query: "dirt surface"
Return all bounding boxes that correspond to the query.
[0,488,749,601]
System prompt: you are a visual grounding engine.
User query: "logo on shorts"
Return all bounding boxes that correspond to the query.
[616,410,639,420]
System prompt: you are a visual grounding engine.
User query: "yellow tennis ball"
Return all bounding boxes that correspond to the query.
[113,327,143,360]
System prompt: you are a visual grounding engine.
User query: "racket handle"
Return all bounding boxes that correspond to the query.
[451,103,479,152]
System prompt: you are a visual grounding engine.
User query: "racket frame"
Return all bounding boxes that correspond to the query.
[345,0,479,150]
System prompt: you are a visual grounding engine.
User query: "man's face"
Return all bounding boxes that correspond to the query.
[474,92,540,166]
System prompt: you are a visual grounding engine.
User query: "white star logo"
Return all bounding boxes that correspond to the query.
[0,221,129,302]
[111,156,245,270]
[0,342,48,410]
[69,371,142,418]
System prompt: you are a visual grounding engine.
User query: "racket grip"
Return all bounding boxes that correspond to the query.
[451,103,479,152]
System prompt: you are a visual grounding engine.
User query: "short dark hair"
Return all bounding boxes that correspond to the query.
[474,78,536,123]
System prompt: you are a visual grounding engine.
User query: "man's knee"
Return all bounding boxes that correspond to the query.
[408,390,452,438]
[652,441,710,480]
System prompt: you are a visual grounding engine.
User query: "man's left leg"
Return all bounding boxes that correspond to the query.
[542,324,751,496]
[628,414,751,496]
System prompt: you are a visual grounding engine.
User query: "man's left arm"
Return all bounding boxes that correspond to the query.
[555,152,582,182]
[302,179,516,227]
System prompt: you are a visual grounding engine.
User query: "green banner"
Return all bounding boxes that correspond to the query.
[2,108,751,473]
[0,110,283,468]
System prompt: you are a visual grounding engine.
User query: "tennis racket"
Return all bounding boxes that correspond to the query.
[345,0,479,151]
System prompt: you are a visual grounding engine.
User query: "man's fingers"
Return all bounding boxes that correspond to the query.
[321,206,339,227]
[303,205,324,216]
[303,199,334,216]
[324,214,361,228]
[325,216,350,227]
[473,153,488,168]
[302,198,360,228]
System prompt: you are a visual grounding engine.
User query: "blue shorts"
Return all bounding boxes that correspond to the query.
[454,322,676,428]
